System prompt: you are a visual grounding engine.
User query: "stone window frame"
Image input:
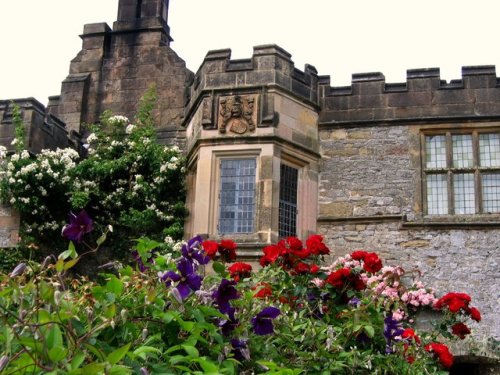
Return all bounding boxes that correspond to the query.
[209,149,261,238]
[420,125,500,218]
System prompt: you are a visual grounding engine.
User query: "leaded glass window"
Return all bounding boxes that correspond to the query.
[279,164,298,237]
[424,131,500,215]
[218,159,256,234]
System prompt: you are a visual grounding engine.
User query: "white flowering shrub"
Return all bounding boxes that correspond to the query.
[0,89,186,262]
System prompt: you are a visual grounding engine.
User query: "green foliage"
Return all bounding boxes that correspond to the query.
[0,232,482,374]
[0,87,187,264]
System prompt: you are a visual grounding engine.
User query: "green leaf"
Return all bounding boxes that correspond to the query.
[109,365,133,375]
[59,242,78,260]
[64,257,80,271]
[96,232,107,247]
[181,344,199,357]
[193,357,218,372]
[81,362,106,375]
[48,346,68,362]
[212,261,226,276]
[364,325,375,338]
[107,342,131,365]
[132,346,162,360]
[106,276,123,296]
[46,324,63,350]
[55,258,65,273]
[70,352,86,370]
[83,343,106,362]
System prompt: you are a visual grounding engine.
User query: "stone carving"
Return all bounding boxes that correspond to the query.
[218,95,257,134]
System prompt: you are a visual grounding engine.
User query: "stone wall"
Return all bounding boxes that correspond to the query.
[317,220,499,342]
[317,67,500,348]
[49,0,192,146]
[0,204,19,248]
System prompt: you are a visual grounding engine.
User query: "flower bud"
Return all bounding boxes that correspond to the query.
[53,290,62,306]
[142,328,148,341]
[120,309,127,323]
[0,355,9,371]
[110,319,115,329]
[9,263,27,277]
[139,368,149,375]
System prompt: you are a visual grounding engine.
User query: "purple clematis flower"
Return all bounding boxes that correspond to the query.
[383,314,404,354]
[160,258,202,300]
[251,306,281,335]
[212,278,240,314]
[181,235,210,265]
[230,338,250,362]
[218,307,240,336]
[62,210,93,243]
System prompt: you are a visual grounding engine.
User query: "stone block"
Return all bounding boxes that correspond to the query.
[319,202,353,217]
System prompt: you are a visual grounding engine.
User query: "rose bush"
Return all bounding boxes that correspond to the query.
[0,88,186,266]
[0,212,483,374]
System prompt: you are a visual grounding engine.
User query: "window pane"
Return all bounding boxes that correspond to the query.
[482,173,500,213]
[452,135,473,168]
[454,173,475,214]
[427,174,448,214]
[219,159,255,234]
[426,135,447,169]
[479,133,500,167]
[279,164,298,237]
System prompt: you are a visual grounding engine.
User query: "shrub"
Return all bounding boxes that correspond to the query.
[0,217,483,374]
[0,88,186,266]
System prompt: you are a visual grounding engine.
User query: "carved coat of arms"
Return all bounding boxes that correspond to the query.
[218,95,257,134]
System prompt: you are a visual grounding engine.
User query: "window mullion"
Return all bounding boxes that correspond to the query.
[473,131,482,213]
[446,132,454,214]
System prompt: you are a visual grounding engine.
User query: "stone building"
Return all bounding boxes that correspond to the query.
[1,0,499,368]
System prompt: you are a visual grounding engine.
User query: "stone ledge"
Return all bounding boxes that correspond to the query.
[401,221,500,229]
[317,215,404,224]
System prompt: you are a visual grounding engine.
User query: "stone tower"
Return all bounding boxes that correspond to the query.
[48,0,192,144]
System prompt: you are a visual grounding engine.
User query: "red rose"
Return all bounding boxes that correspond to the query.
[402,328,421,344]
[293,262,311,274]
[351,250,368,261]
[326,268,351,289]
[291,247,311,259]
[434,292,471,313]
[451,322,471,339]
[253,283,272,299]
[468,306,481,322]
[228,262,252,282]
[306,235,330,255]
[363,252,382,273]
[218,240,237,262]
[310,264,320,274]
[425,343,453,369]
[286,236,303,251]
[260,244,282,267]
[202,240,219,259]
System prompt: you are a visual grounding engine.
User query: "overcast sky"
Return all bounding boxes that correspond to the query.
[1,0,499,105]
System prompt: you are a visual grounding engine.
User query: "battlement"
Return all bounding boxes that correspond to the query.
[319,66,500,125]
[0,98,74,154]
[184,44,319,123]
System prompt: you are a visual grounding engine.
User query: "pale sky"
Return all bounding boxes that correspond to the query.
[1,0,499,105]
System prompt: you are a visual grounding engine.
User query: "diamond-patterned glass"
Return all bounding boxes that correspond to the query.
[218,159,256,234]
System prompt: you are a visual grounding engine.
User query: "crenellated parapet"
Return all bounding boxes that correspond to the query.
[184,44,320,130]
[319,66,500,126]
[0,98,77,154]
